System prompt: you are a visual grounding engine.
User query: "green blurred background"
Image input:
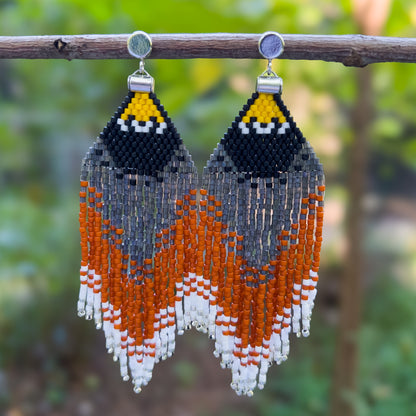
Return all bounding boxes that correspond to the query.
[1,1,416,415]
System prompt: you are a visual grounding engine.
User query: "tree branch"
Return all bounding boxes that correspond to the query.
[0,33,415,66]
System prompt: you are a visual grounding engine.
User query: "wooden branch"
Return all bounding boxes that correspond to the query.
[0,33,415,66]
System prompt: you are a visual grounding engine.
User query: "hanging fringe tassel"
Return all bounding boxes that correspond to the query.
[78,90,198,392]
[200,91,325,396]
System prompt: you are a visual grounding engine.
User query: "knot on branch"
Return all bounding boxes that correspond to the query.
[343,48,368,67]
[53,38,67,53]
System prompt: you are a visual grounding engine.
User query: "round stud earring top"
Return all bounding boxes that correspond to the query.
[127,31,152,60]
[258,32,285,60]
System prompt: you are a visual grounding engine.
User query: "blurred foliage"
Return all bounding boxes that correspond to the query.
[358,278,416,416]
[1,0,416,415]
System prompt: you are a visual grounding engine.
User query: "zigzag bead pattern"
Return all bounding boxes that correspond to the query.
[78,90,325,396]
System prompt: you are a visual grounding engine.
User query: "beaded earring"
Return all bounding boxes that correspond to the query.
[77,31,198,393]
[199,32,325,395]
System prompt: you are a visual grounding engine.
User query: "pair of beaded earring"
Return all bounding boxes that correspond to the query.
[77,31,325,396]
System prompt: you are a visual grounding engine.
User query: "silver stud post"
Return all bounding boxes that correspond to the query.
[256,31,285,94]
[127,31,154,93]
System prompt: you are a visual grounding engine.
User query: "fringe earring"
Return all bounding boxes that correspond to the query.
[200,32,325,395]
[77,31,198,393]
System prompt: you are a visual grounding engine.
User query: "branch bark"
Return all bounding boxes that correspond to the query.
[0,33,415,66]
